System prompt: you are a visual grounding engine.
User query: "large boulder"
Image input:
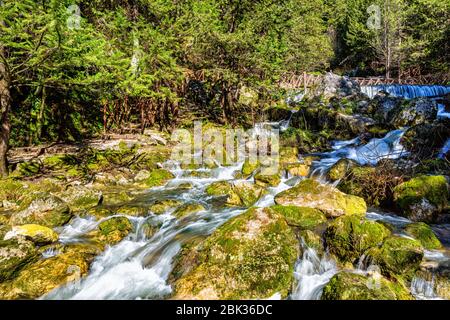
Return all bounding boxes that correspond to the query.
[391,98,438,128]
[366,236,424,279]
[324,215,391,263]
[401,122,450,159]
[0,249,92,299]
[322,272,412,300]
[315,73,361,99]
[4,225,58,245]
[274,179,367,217]
[173,207,298,299]
[149,199,182,215]
[404,222,442,250]
[0,239,38,281]
[173,203,206,219]
[9,194,72,228]
[393,175,449,222]
[270,205,327,229]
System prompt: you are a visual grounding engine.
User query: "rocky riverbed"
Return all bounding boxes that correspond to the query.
[0,74,449,300]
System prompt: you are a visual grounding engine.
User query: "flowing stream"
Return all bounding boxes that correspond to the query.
[44,86,449,300]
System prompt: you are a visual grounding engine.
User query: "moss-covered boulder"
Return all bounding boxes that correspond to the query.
[271,205,326,229]
[254,173,281,187]
[0,239,38,282]
[4,225,58,245]
[173,203,206,219]
[93,216,133,245]
[404,222,442,250]
[241,160,260,177]
[322,272,412,300]
[116,205,148,217]
[56,186,103,211]
[149,199,182,215]
[0,250,91,299]
[9,194,72,228]
[279,147,299,164]
[327,159,356,181]
[324,215,391,263]
[286,163,310,177]
[173,207,298,299]
[101,191,134,206]
[143,169,175,187]
[393,175,448,222]
[299,229,324,253]
[367,236,424,279]
[206,181,264,208]
[274,179,367,217]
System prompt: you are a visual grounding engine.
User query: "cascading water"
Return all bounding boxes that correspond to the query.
[361,85,450,99]
[310,129,408,177]
[290,243,337,300]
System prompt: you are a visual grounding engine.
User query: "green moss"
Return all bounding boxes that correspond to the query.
[254,173,281,187]
[327,159,356,181]
[0,239,38,282]
[324,215,391,263]
[173,207,298,299]
[299,229,324,253]
[275,179,367,217]
[322,272,412,300]
[149,199,182,215]
[270,205,326,229]
[173,203,206,219]
[367,236,424,279]
[96,216,133,245]
[205,181,233,197]
[241,160,260,176]
[404,222,442,250]
[393,175,448,214]
[144,169,175,188]
[6,224,59,245]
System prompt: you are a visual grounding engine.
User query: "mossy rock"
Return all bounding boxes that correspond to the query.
[366,236,424,279]
[173,207,298,299]
[144,169,175,187]
[393,175,448,221]
[206,181,264,208]
[327,159,356,181]
[404,222,442,250]
[231,182,265,207]
[11,161,42,178]
[94,216,133,245]
[0,250,91,299]
[286,163,310,177]
[299,229,324,254]
[271,205,326,229]
[322,272,412,300]
[173,203,206,219]
[101,191,134,206]
[254,173,281,187]
[149,199,182,215]
[4,224,58,245]
[9,194,72,228]
[177,183,194,190]
[56,186,103,211]
[205,181,233,197]
[0,238,38,282]
[83,207,114,219]
[117,205,148,217]
[279,147,299,164]
[274,179,367,218]
[241,160,260,177]
[324,215,391,263]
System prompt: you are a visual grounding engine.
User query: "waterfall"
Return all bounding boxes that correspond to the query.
[290,243,337,300]
[361,85,450,99]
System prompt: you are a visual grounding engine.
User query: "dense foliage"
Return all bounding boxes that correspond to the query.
[0,0,449,176]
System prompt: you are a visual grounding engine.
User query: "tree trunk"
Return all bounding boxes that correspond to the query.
[0,52,11,178]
